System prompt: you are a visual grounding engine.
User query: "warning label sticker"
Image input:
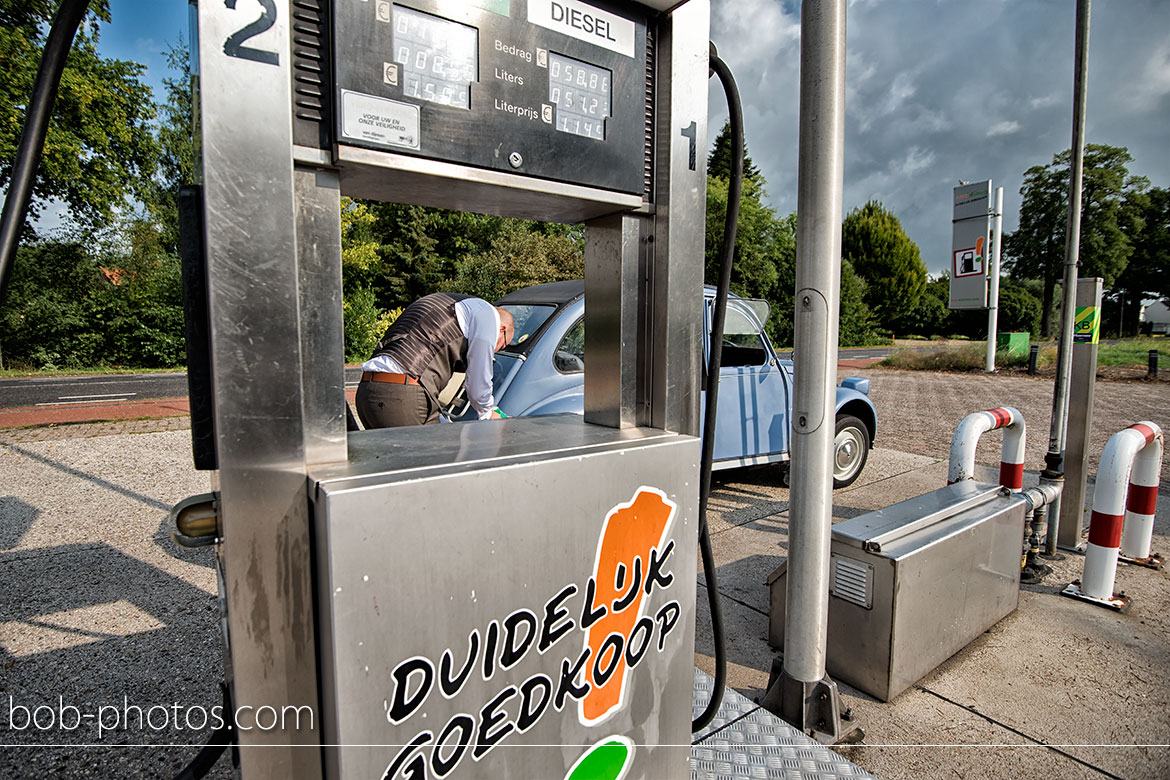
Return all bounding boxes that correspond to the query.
[1074,305,1100,344]
[340,90,420,150]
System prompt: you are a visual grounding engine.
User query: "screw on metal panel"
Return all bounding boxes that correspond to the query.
[508,152,523,168]
[816,719,826,730]
[799,416,807,426]
[802,295,811,306]
[842,707,854,721]
[819,692,828,702]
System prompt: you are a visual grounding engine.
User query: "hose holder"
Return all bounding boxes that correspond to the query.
[171,492,220,548]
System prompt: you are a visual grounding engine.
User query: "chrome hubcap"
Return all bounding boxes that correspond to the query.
[834,427,864,480]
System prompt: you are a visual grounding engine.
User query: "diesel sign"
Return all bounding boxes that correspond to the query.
[528,0,636,58]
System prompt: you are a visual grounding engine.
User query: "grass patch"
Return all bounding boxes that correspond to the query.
[0,366,185,378]
[1096,338,1170,367]
[880,344,1055,372]
[880,338,1170,373]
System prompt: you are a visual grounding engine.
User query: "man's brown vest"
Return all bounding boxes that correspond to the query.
[371,292,473,402]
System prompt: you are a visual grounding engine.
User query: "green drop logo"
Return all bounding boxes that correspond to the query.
[564,735,634,780]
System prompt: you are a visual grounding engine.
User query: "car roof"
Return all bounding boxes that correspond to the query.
[496,279,584,306]
[496,279,730,307]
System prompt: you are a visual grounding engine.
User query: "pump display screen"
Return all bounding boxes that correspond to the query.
[548,52,610,140]
[393,5,477,110]
[329,0,650,197]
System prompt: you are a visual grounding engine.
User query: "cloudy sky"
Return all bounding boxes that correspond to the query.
[708,0,1170,275]
[96,1,1169,276]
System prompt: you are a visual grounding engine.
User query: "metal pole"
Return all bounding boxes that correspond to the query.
[785,0,844,690]
[760,0,858,745]
[986,186,1004,372]
[1041,0,1091,556]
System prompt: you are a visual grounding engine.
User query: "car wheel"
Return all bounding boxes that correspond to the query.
[833,414,869,489]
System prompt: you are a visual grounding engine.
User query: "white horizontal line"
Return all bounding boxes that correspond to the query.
[58,393,138,400]
[35,398,133,406]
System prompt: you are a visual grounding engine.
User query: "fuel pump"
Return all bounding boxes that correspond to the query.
[187,1,711,778]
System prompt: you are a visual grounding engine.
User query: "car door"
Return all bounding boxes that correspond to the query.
[705,298,790,464]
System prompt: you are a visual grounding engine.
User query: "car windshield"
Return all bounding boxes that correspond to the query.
[499,304,556,354]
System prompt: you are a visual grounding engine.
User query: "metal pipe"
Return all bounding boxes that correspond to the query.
[1043,0,1092,552]
[1028,344,1040,375]
[947,406,1026,491]
[1081,422,1162,599]
[1020,482,1063,513]
[0,0,91,302]
[1149,349,1159,378]
[985,187,1004,372]
[1025,504,1049,572]
[782,0,847,688]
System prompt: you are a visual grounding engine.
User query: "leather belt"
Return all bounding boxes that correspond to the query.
[361,371,420,386]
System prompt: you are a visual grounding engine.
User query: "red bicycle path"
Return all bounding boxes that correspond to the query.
[1,359,879,430]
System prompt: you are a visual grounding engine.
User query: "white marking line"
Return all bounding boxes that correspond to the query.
[58,392,138,400]
[36,397,135,406]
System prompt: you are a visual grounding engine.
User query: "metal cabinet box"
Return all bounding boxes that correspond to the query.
[768,482,1026,701]
[308,416,699,780]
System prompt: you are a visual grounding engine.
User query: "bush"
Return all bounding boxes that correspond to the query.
[997,284,1042,336]
[445,224,583,302]
[343,286,400,363]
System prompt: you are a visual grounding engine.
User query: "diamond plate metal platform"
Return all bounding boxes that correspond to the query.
[691,669,876,779]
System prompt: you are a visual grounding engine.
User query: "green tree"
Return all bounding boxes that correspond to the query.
[1004,144,1144,336]
[838,257,881,346]
[894,275,949,337]
[445,220,584,302]
[0,0,158,234]
[996,283,1042,337]
[841,201,927,329]
[704,175,795,345]
[1108,186,1168,335]
[0,239,105,368]
[707,121,762,183]
[92,218,186,367]
[142,39,199,256]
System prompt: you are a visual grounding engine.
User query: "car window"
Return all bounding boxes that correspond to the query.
[499,304,556,353]
[554,318,585,373]
[715,304,768,368]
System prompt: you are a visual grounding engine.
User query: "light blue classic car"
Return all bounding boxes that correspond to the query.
[466,280,877,488]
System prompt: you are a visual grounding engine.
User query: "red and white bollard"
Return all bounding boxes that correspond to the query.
[948,406,1026,491]
[1063,421,1163,611]
[1120,425,1163,567]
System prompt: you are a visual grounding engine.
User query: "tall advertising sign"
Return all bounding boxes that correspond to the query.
[950,181,992,309]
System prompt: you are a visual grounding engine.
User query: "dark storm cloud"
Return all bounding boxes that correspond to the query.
[709,0,1170,275]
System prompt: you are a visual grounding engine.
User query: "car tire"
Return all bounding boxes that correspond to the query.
[833,414,869,489]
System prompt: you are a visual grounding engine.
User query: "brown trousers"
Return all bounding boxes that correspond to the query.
[354,380,438,428]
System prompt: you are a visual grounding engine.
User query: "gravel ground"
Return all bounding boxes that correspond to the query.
[2,369,1167,779]
[851,367,1170,482]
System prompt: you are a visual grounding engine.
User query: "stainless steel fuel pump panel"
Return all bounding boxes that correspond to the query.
[309,416,700,780]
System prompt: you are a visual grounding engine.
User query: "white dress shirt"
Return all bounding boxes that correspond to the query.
[361,297,499,419]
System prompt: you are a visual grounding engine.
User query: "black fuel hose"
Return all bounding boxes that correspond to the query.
[0,0,90,304]
[692,46,745,733]
[171,720,232,780]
